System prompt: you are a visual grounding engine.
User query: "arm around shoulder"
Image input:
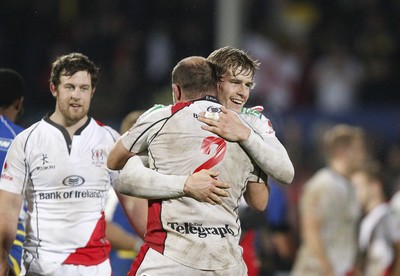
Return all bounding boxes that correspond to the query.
[115,156,230,204]
[114,155,187,199]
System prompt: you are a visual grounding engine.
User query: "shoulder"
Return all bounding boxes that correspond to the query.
[303,168,334,192]
[4,121,42,152]
[91,119,120,141]
[140,104,169,119]
[240,108,275,136]
[240,107,264,118]
[137,104,175,124]
[0,116,24,137]
[16,121,42,138]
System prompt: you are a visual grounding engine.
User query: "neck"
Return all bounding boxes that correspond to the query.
[0,107,17,123]
[49,112,88,138]
[365,199,384,213]
[330,159,350,178]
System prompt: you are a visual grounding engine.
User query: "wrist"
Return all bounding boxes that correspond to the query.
[240,128,254,144]
[241,128,251,142]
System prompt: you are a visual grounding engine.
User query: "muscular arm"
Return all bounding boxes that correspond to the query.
[0,190,23,276]
[105,221,143,253]
[115,192,148,240]
[107,139,134,170]
[244,181,270,212]
[198,106,294,185]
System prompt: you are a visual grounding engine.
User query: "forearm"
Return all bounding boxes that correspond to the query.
[117,193,148,240]
[240,131,294,184]
[107,139,134,170]
[0,191,22,262]
[115,156,187,199]
[244,181,269,212]
[105,221,143,252]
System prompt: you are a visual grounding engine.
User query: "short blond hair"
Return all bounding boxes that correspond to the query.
[323,124,365,160]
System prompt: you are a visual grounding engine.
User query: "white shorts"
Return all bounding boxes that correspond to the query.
[21,254,112,276]
[130,245,247,276]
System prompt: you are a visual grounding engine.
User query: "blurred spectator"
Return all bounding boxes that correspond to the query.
[244,26,303,114]
[292,124,368,276]
[309,41,364,115]
[351,162,400,276]
[144,19,173,87]
[354,8,399,104]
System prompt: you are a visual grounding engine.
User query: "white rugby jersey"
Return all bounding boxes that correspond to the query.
[293,168,361,275]
[239,107,276,138]
[121,96,264,270]
[358,203,399,275]
[0,115,119,270]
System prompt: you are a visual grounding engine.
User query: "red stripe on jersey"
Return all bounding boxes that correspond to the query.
[171,101,192,114]
[63,212,111,265]
[144,200,166,254]
[127,243,151,276]
[95,120,105,126]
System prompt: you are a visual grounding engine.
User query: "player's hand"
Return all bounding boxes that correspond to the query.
[183,169,230,205]
[198,106,251,142]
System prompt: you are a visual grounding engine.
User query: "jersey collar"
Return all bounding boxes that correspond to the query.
[193,95,219,104]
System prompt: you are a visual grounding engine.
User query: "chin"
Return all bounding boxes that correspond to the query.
[229,105,242,113]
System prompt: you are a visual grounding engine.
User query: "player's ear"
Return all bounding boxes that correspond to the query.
[14,97,24,112]
[49,82,57,97]
[172,84,181,102]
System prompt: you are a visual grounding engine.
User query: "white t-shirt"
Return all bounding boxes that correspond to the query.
[0,116,119,273]
[121,96,264,270]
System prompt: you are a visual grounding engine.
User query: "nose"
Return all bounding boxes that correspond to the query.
[71,89,81,100]
[236,84,249,97]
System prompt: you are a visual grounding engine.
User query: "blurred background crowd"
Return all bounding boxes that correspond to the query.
[1,0,400,275]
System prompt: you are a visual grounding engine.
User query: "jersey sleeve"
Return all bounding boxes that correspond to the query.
[240,109,276,138]
[247,164,267,184]
[104,125,121,187]
[239,114,294,184]
[104,189,118,221]
[120,106,170,154]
